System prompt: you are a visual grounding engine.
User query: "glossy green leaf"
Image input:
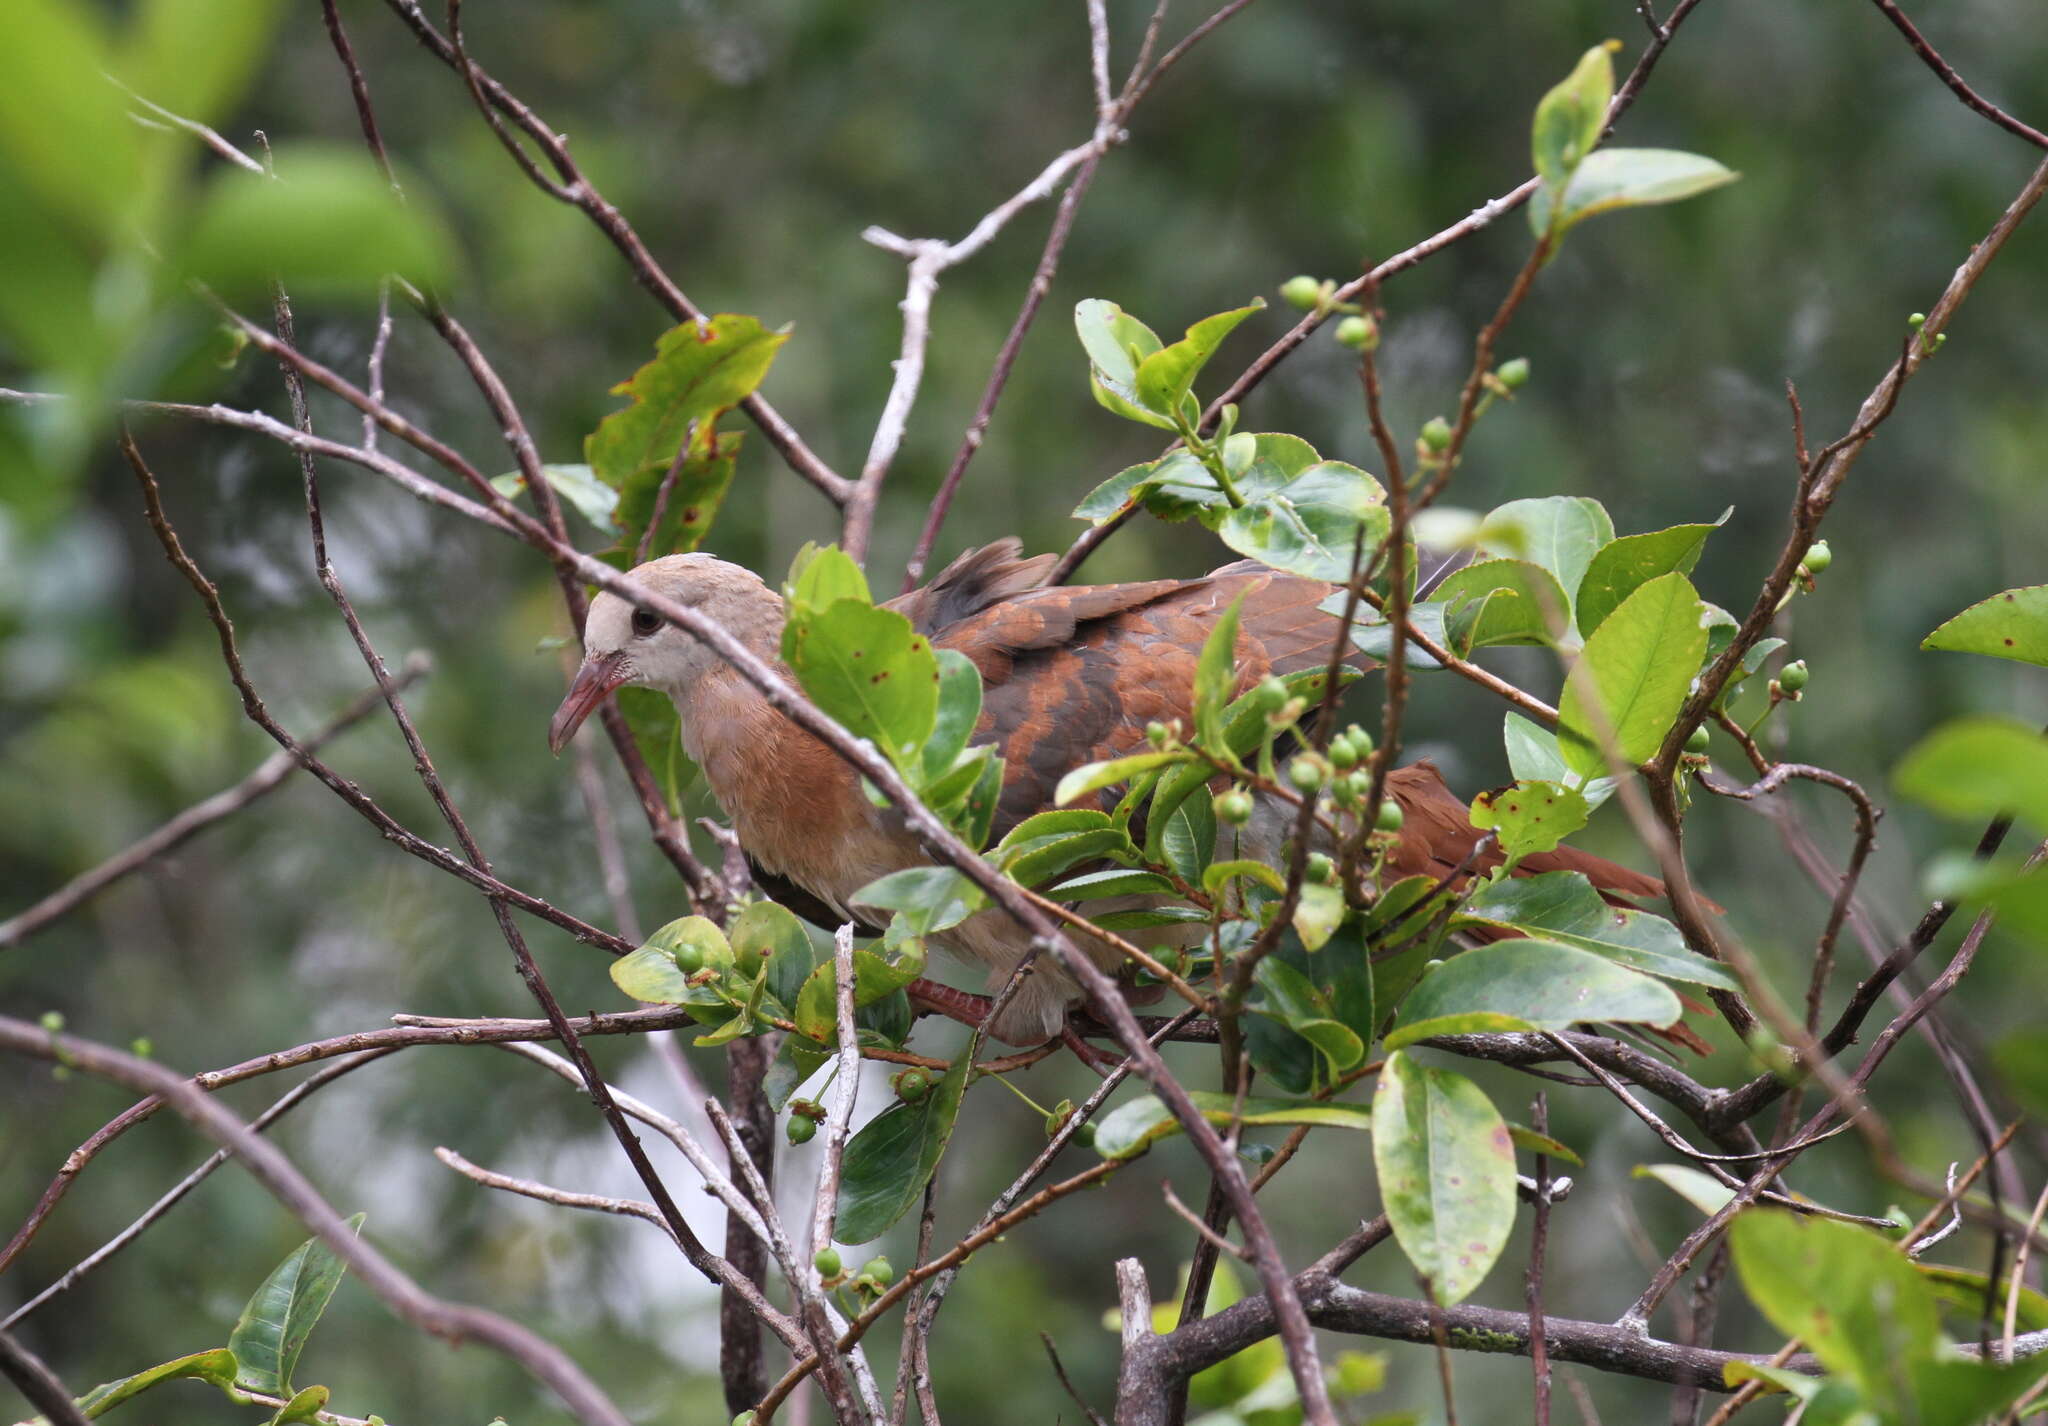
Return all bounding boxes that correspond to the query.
[1896,717,2048,832]
[178,144,456,302]
[1923,853,2048,946]
[268,1385,329,1425]
[1531,42,1614,188]
[1048,868,1178,900]
[1508,1125,1583,1167]
[786,543,872,613]
[1386,939,1682,1050]
[121,0,284,130]
[1158,790,1217,883]
[600,435,739,565]
[1460,872,1738,990]
[610,945,696,1005]
[1193,593,1248,754]
[835,1051,971,1242]
[1250,957,1364,1072]
[1430,558,1572,650]
[1907,1356,2048,1426]
[782,599,938,772]
[735,901,818,1012]
[584,315,788,490]
[764,1034,831,1111]
[921,648,985,784]
[0,1,138,234]
[793,945,926,1042]
[1133,300,1264,417]
[1539,147,1739,235]
[1923,585,2048,669]
[1293,881,1347,952]
[611,915,732,1007]
[1072,458,1166,521]
[1478,497,1613,608]
[1088,905,1210,931]
[490,463,621,535]
[1468,780,1589,862]
[1920,1263,2048,1334]
[1371,1051,1515,1305]
[1136,435,1320,526]
[1055,750,1195,807]
[1557,572,1707,780]
[1503,713,1615,809]
[1075,298,1176,430]
[1094,1089,1374,1161]
[1575,517,1723,636]
[1332,595,1450,670]
[1634,1163,1736,1216]
[852,866,987,936]
[1202,858,1287,898]
[1218,462,1390,583]
[229,1214,363,1395]
[74,1348,240,1419]
[1002,827,1137,887]
[1731,1211,1941,1408]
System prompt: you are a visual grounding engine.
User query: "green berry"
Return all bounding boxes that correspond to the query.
[672,940,706,975]
[785,1115,817,1145]
[1799,540,1832,575]
[1908,312,1927,329]
[1375,799,1405,832]
[1072,1122,1097,1148]
[39,1011,64,1034]
[1255,676,1290,713]
[1334,315,1378,351]
[1496,357,1531,390]
[1420,417,1453,454]
[1684,725,1711,755]
[1289,757,1326,793]
[1146,720,1170,748]
[1306,852,1336,885]
[733,1414,758,1426]
[1345,724,1374,757]
[814,1247,842,1278]
[860,1256,894,1287]
[1346,771,1373,801]
[891,1067,932,1103]
[1777,659,1809,693]
[1327,737,1359,771]
[1216,790,1254,826]
[130,1037,153,1057]
[1280,275,1322,310]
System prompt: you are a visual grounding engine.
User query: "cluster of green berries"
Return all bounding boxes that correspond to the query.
[811,1247,894,1296]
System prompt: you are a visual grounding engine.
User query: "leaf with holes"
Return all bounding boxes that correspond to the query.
[1371,1051,1515,1305]
[1468,780,1589,863]
[585,314,788,489]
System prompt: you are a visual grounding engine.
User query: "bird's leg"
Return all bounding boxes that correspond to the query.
[1058,1021,1116,1075]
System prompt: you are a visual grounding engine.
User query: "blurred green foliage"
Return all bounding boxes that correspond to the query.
[6,1,2048,1422]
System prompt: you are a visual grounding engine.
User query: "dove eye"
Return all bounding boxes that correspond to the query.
[630,608,663,638]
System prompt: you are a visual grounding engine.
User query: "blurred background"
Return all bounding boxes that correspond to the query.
[5,0,2048,1421]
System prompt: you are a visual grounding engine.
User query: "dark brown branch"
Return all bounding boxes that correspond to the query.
[1867,0,2048,149]
[0,1330,90,1426]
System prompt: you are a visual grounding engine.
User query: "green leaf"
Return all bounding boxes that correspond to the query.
[1056,750,1195,807]
[1202,858,1287,899]
[178,144,456,301]
[1634,1163,1736,1216]
[764,1034,831,1111]
[1460,872,1738,990]
[782,599,938,772]
[1575,517,1724,637]
[1468,780,1589,863]
[1731,1211,1942,1409]
[735,901,817,1012]
[1001,827,1138,888]
[1531,42,1615,188]
[1193,593,1248,755]
[1159,790,1217,883]
[1922,585,2048,669]
[1508,1125,1583,1167]
[268,1385,330,1425]
[921,648,985,785]
[1048,868,1178,900]
[1132,436,1319,526]
[1075,298,1176,430]
[1250,957,1364,1072]
[0,2,136,237]
[1332,596,1450,670]
[584,315,788,490]
[1429,558,1572,650]
[610,916,732,1008]
[1293,881,1347,953]
[835,1051,971,1242]
[1920,1263,2048,1334]
[1218,462,1390,583]
[1094,1090,1374,1161]
[1503,713,1616,809]
[120,0,284,131]
[490,464,621,535]
[852,866,988,937]
[1133,301,1265,418]
[1556,572,1707,780]
[229,1214,364,1395]
[1386,939,1682,1050]
[1896,717,2048,832]
[793,946,925,1043]
[1371,1051,1516,1305]
[1478,497,1613,610]
[1072,458,1166,521]
[1537,148,1739,236]
[73,1348,239,1419]
[785,543,873,613]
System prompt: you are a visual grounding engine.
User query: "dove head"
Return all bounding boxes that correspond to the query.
[548,553,784,754]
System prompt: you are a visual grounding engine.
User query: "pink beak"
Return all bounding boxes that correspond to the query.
[548,651,630,755]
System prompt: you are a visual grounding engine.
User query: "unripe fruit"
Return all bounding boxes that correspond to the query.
[1216,790,1254,825]
[1334,315,1378,351]
[1306,852,1336,885]
[1685,725,1711,755]
[734,1414,758,1426]
[786,1115,817,1145]
[860,1257,894,1287]
[1255,676,1290,713]
[1345,771,1374,802]
[1799,540,1832,575]
[891,1067,932,1103]
[1289,757,1326,793]
[1497,357,1531,390]
[814,1247,842,1278]
[1778,659,1810,693]
[672,941,706,975]
[1146,720,1170,748]
[1328,737,1359,770]
[1072,1122,1097,1148]
[1280,275,1322,310]
[1345,724,1374,757]
[1420,417,1453,454]
[1376,799,1405,832]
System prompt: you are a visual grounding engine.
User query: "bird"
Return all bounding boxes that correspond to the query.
[548,540,1668,1046]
